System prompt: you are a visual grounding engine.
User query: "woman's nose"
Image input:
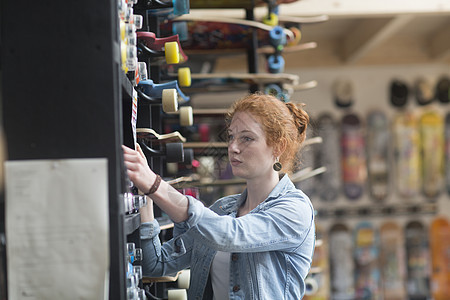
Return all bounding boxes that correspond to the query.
[228,139,240,153]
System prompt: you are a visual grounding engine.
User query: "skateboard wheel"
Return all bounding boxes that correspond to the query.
[165,41,180,64]
[264,84,283,98]
[178,67,191,87]
[333,79,354,108]
[120,41,128,72]
[267,54,285,73]
[173,0,190,16]
[262,12,279,26]
[183,149,194,165]
[436,75,450,103]
[162,89,179,113]
[177,269,190,289]
[390,79,409,107]
[179,106,193,127]
[167,289,187,300]
[288,27,302,46]
[165,143,184,163]
[269,26,286,47]
[304,277,319,295]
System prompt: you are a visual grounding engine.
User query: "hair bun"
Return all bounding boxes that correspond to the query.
[285,102,309,139]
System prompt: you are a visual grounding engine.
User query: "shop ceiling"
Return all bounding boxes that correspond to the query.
[185,0,450,70]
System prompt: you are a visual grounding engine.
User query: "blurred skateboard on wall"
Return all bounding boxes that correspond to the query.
[429,216,450,300]
[379,221,407,300]
[304,225,330,300]
[315,113,341,202]
[392,111,421,199]
[405,220,430,300]
[354,221,380,300]
[329,223,355,299]
[340,113,367,200]
[366,110,390,202]
[419,109,444,200]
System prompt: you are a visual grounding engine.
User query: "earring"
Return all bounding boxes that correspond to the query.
[273,157,282,172]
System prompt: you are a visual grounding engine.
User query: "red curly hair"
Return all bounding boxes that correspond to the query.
[225,93,309,173]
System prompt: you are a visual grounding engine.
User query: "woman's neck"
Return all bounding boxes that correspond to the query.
[239,171,280,217]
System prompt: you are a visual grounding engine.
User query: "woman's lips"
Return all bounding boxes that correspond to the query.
[230,158,242,166]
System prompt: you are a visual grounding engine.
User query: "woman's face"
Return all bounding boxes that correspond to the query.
[227,111,275,180]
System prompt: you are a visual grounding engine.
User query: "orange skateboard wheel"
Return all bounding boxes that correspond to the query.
[288,27,302,46]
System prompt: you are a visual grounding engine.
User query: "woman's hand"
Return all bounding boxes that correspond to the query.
[122,144,156,194]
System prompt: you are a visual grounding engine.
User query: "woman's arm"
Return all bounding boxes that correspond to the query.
[122,144,189,223]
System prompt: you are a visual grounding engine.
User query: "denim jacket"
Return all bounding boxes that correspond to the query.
[140,174,315,299]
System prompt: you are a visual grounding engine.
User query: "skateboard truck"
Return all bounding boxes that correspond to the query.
[137,31,188,64]
[137,78,190,104]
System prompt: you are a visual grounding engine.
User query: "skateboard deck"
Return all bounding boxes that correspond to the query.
[354,221,381,300]
[136,128,186,143]
[445,111,450,195]
[419,110,444,200]
[414,77,434,106]
[392,111,421,199]
[304,225,330,300]
[340,113,367,200]
[429,216,450,300]
[379,221,407,300]
[366,110,390,202]
[405,220,430,300]
[161,16,297,51]
[316,113,341,202]
[295,129,317,197]
[329,223,355,299]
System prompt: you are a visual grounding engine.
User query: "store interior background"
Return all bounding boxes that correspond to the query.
[1,0,450,299]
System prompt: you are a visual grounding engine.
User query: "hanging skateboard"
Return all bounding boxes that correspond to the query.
[329,223,355,299]
[341,113,367,200]
[354,221,381,300]
[366,110,390,202]
[392,111,421,199]
[414,77,434,106]
[435,75,450,104]
[295,128,317,197]
[445,112,450,195]
[405,220,430,300]
[316,113,341,202]
[429,216,450,300]
[419,109,444,200]
[303,225,330,300]
[379,221,407,300]
[390,79,409,108]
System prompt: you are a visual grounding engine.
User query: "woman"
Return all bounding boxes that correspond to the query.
[122,93,315,299]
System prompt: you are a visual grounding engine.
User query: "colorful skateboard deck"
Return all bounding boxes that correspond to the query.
[429,216,450,300]
[405,220,430,300]
[366,110,390,202]
[354,221,381,300]
[316,113,341,202]
[304,225,330,300]
[419,110,444,200]
[161,17,297,51]
[392,111,421,199]
[341,113,366,200]
[379,221,406,300]
[329,223,355,299]
[445,112,450,195]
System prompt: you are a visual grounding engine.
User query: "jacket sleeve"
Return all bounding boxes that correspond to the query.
[178,193,314,253]
[140,219,193,277]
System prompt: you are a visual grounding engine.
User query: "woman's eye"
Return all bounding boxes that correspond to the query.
[241,136,253,142]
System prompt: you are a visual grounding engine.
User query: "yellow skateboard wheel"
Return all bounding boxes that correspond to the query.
[120,41,127,72]
[162,89,178,113]
[167,289,187,300]
[179,106,193,127]
[177,269,190,289]
[288,27,302,46]
[262,13,279,26]
[178,67,191,87]
[165,41,180,64]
